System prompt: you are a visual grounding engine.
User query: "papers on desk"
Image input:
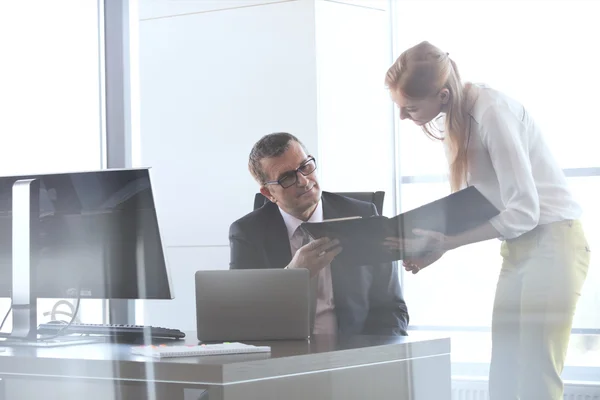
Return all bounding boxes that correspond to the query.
[131,342,271,359]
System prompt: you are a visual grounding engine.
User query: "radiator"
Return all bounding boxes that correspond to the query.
[452,379,600,400]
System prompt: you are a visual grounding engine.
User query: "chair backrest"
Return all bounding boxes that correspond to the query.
[253,191,385,215]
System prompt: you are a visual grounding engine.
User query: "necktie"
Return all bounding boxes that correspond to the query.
[294,227,318,334]
[300,228,311,248]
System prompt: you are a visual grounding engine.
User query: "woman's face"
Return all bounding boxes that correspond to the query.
[390,89,447,126]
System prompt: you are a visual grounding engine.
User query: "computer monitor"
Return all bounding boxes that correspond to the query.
[0,168,173,344]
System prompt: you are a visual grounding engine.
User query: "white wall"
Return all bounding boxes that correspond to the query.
[139,0,287,20]
[137,0,320,329]
[137,0,395,330]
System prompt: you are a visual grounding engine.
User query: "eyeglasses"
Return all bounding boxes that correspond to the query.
[264,157,317,189]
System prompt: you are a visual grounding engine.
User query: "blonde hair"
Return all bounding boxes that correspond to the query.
[385,41,474,192]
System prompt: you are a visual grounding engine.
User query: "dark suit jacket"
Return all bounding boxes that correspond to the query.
[229,191,409,336]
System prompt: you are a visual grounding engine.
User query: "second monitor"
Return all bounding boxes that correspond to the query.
[0,167,173,300]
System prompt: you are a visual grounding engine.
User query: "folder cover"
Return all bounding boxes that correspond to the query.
[299,186,500,266]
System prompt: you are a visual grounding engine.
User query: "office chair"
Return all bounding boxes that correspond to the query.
[253,191,385,215]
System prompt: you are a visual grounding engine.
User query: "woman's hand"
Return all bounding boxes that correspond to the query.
[383,229,449,256]
[402,251,445,274]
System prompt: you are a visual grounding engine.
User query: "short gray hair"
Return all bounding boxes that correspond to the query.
[248,132,307,184]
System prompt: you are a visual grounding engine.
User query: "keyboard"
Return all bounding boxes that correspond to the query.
[37,323,185,341]
[131,342,271,359]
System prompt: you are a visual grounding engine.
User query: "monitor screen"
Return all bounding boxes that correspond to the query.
[0,168,172,300]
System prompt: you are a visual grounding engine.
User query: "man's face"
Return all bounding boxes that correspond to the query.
[259,141,321,219]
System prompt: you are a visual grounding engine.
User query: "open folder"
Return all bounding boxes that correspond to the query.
[299,186,500,266]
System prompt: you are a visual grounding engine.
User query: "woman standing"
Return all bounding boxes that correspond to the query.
[384,41,590,400]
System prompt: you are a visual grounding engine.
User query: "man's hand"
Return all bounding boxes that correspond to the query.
[287,238,342,278]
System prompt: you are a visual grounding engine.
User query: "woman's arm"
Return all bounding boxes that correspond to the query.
[394,223,500,274]
[387,103,542,258]
[424,103,541,251]
[479,104,540,239]
[385,221,499,256]
[443,221,500,251]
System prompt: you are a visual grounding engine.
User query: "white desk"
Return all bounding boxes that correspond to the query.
[0,333,451,400]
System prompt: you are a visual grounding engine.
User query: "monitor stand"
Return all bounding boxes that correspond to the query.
[0,179,102,348]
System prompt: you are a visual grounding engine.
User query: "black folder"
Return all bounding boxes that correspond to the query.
[299,186,500,266]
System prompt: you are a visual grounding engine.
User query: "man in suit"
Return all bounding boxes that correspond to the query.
[229,132,409,336]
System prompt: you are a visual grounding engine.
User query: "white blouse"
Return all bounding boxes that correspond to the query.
[445,84,581,240]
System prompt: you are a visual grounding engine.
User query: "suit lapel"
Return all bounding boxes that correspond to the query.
[263,203,293,269]
[321,192,341,221]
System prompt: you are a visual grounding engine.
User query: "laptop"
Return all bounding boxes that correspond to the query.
[194,268,312,342]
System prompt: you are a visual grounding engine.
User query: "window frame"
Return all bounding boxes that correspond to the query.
[401,167,600,184]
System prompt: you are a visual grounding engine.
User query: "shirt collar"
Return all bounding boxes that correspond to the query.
[279,199,323,239]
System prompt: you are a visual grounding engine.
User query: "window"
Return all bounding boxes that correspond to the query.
[393,0,600,372]
[0,0,104,327]
[315,0,396,217]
